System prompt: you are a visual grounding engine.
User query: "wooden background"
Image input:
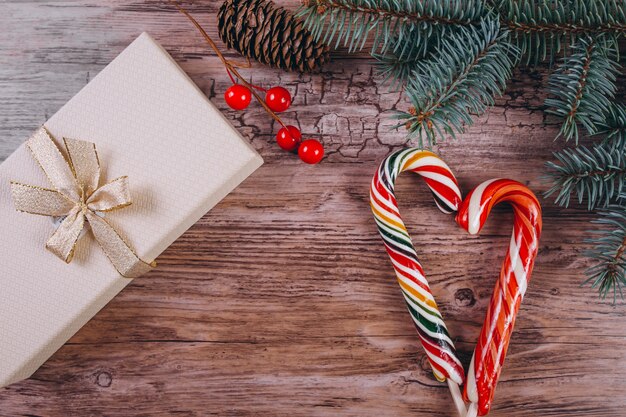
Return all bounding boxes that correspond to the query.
[1,1,625,416]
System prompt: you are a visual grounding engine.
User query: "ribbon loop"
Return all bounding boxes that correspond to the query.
[63,137,101,197]
[26,128,81,201]
[10,182,75,216]
[9,126,154,278]
[86,211,154,277]
[87,176,132,212]
[46,205,85,263]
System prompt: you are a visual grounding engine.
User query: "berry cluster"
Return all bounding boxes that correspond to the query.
[172,0,325,165]
[224,83,324,164]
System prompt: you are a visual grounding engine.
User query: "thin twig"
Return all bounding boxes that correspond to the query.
[568,41,595,120]
[169,0,287,129]
[615,235,626,265]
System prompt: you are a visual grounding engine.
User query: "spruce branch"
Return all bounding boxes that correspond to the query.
[375,49,420,90]
[298,0,486,56]
[585,204,626,302]
[299,0,626,303]
[374,28,452,88]
[395,20,518,146]
[597,103,626,150]
[301,0,626,64]
[545,142,626,210]
[544,36,620,143]
[491,0,626,64]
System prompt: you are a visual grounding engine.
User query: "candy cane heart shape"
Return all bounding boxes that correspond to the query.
[455,179,542,417]
[370,148,466,415]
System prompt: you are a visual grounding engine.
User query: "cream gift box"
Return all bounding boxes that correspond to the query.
[0,32,263,387]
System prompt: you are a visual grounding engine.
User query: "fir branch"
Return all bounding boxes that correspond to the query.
[585,204,626,302]
[544,36,620,143]
[301,0,626,63]
[375,49,420,90]
[395,20,518,146]
[597,103,626,150]
[298,0,487,56]
[545,142,626,210]
[491,0,626,63]
[374,28,448,88]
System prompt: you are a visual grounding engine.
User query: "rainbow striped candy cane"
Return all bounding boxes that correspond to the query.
[370,148,466,416]
[456,179,542,417]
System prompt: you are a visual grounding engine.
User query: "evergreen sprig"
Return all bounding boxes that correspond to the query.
[544,36,620,142]
[300,0,626,301]
[598,103,626,150]
[299,0,487,56]
[301,0,626,63]
[585,204,626,302]
[492,0,626,64]
[395,20,518,146]
[374,29,441,88]
[545,142,626,210]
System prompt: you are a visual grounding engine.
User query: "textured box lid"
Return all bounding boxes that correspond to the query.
[0,32,263,387]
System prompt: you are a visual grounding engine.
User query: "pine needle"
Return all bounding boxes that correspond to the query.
[395,19,518,147]
[545,36,620,143]
[298,0,486,57]
[597,103,626,150]
[490,0,626,64]
[545,142,626,210]
[300,0,626,301]
[585,205,626,303]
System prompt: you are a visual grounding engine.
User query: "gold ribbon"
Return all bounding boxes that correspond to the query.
[10,127,155,278]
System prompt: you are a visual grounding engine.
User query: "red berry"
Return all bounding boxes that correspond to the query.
[224,84,251,110]
[276,126,302,151]
[298,139,324,164]
[265,86,292,112]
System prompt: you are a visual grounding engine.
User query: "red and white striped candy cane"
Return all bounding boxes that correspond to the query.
[455,179,542,417]
[370,148,466,416]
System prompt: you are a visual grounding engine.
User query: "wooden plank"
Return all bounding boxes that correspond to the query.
[2,340,624,417]
[1,1,624,416]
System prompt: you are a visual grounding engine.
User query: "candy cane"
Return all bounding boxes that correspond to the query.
[455,179,542,417]
[370,148,466,416]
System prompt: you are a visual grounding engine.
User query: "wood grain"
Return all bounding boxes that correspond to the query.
[1,1,625,416]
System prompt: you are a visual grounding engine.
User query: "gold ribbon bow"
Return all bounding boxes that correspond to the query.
[10,127,155,278]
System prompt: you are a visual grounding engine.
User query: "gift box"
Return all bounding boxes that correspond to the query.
[0,33,263,387]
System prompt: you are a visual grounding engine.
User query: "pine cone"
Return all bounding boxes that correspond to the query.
[218,0,330,73]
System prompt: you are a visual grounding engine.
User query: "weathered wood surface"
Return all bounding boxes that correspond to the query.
[1,1,625,416]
